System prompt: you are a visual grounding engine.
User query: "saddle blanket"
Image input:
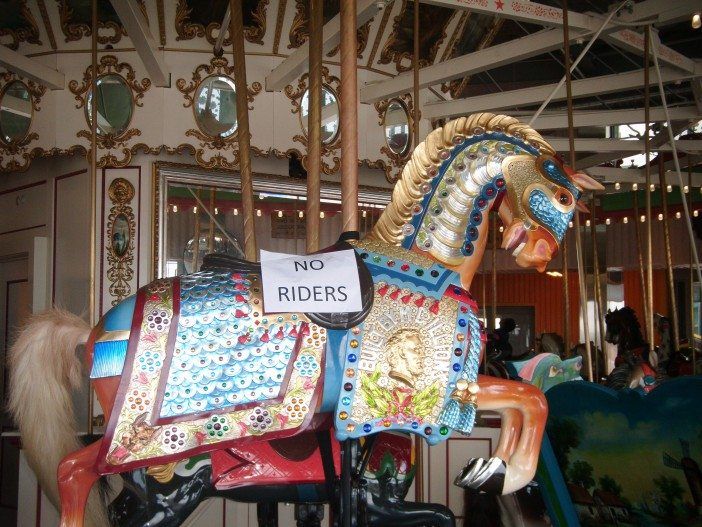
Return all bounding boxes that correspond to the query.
[97,271,325,474]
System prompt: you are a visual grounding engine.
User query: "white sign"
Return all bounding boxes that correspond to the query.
[260,249,362,313]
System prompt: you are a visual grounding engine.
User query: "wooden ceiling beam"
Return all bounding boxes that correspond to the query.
[110,0,170,87]
[0,46,64,89]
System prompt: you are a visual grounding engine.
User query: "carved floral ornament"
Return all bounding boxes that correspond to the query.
[175,0,269,47]
[57,0,148,45]
[68,55,151,167]
[0,71,46,172]
[106,177,136,305]
[0,0,42,50]
[176,56,263,169]
[284,66,342,176]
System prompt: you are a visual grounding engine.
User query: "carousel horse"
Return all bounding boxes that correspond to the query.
[604,306,658,391]
[8,113,602,527]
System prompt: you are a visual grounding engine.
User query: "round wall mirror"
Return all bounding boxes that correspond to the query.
[0,80,32,144]
[300,85,339,145]
[194,75,238,138]
[384,99,411,157]
[86,74,133,136]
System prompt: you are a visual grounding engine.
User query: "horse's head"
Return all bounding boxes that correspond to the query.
[499,155,602,272]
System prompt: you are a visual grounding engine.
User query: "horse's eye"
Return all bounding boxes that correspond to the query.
[555,190,572,206]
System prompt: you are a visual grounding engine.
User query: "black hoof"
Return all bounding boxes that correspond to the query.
[453,457,506,495]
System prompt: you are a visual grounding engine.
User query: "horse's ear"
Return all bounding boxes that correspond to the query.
[607,308,611,314]
[571,171,605,191]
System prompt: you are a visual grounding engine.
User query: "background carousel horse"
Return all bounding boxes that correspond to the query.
[8,113,602,527]
[604,306,658,391]
[536,332,606,382]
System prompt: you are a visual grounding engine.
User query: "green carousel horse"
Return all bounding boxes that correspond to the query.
[8,113,602,527]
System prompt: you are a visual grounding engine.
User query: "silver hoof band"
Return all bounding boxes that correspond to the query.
[453,456,507,494]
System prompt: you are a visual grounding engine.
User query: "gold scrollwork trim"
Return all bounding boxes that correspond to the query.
[174,0,269,46]
[106,177,136,305]
[0,0,41,50]
[0,73,45,162]
[284,66,341,176]
[57,0,148,45]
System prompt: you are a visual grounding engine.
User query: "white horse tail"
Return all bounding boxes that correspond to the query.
[7,309,109,526]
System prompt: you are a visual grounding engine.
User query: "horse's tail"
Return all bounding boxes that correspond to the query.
[7,309,109,526]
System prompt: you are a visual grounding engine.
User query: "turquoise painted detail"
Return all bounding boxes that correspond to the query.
[90,340,128,378]
[541,158,581,199]
[529,189,572,242]
[103,294,136,331]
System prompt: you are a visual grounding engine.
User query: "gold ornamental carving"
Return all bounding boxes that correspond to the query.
[174,0,269,46]
[69,55,151,167]
[57,0,148,45]
[106,177,136,305]
[0,1,42,50]
[284,66,341,175]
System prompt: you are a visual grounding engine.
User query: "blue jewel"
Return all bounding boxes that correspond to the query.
[411,422,419,429]
[342,396,351,405]
[459,319,467,327]
[453,363,461,372]
[453,287,462,295]
[348,354,357,363]
[363,424,372,433]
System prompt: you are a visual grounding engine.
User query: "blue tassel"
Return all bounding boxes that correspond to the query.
[91,340,128,379]
[438,398,461,429]
[456,403,476,434]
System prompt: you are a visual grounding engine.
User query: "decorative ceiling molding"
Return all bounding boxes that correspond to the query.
[366,0,394,68]
[0,0,42,50]
[440,10,469,63]
[272,0,287,54]
[57,0,148,45]
[174,0,269,47]
[284,65,341,176]
[374,93,415,183]
[288,0,371,58]
[378,0,453,73]
[156,0,166,46]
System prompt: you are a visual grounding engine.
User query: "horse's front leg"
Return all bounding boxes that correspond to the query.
[455,375,547,495]
[57,440,108,527]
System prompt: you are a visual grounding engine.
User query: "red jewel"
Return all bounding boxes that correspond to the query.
[235,294,246,302]
[150,294,159,301]
[414,295,426,308]
[289,327,298,338]
[389,288,401,301]
[401,293,413,304]
[461,306,468,313]
[401,264,410,272]
[387,260,395,267]
[377,284,389,296]
[235,309,246,318]
[429,301,440,315]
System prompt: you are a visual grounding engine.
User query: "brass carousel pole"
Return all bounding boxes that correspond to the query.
[591,196,605,380]
[689,165,696,373]
[229,0,257,260]
[658,158,680,351]
[307,0,322,253]
[491,212,497,333]
[339,0,358,232]
[562,1,593,381]
[88,0,98,435]
[644,26,654,353]
[633,191,649,338]
[411,0,424,503]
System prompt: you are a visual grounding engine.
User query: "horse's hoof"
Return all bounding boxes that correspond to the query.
[453,457,506,494]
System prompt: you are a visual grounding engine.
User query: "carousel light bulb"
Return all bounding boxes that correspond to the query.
[256,209,262,217]
[605,218,611,225]
[499,226,504,233]
[320,211,325,219]
[298,210,304,218]
[172,205,178,213]
[693,13,701,29]
[667,185,673,193]
[193,206,197,214]
[640,215,646,222]
[695,210,700,217]
[277,210,283,218]
[623,216,628,224]
[650,184,656,192]
[614,182,621,190]
[569,221,574,228]
[658,213,664,221]
[675,211,682,219]
[632,183,638,191]
[362,210,367,218]
[214,207,219,215]
[585,219,591,227]
[233,208,239,216]
[684,186,689,194]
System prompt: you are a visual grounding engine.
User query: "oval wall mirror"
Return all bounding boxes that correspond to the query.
[194,75,238,138]
[384,99,411,157]
[111,213,131,257]
[300,85,339,145]
[86,74,133,136]
[0,80,32,145]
